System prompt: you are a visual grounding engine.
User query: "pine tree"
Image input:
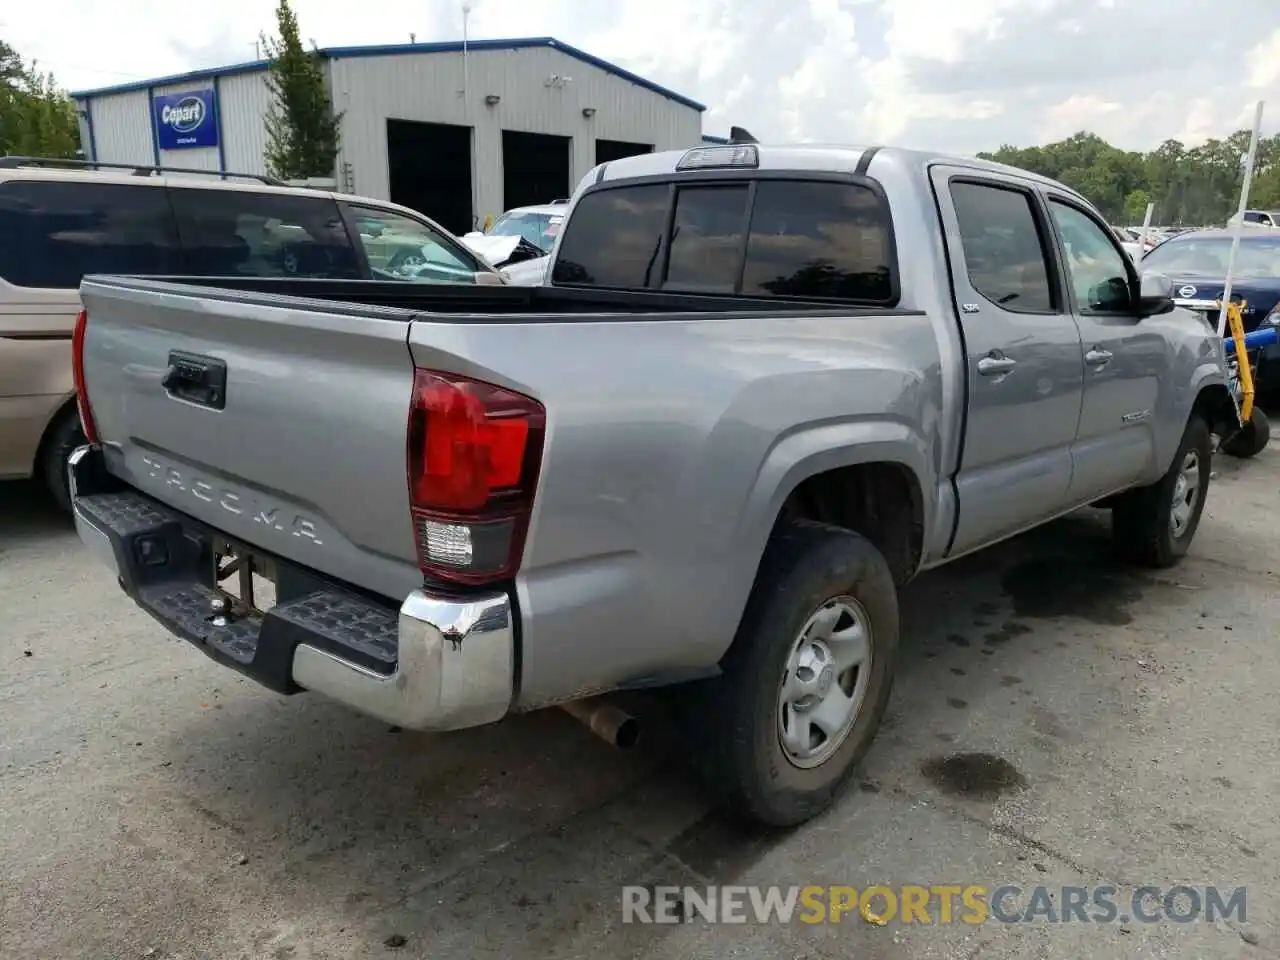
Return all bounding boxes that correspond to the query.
[0,40,81,159]
[261,0,342,180]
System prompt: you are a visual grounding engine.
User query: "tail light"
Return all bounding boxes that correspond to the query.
[72,308,99,443]
[407,369,545,585]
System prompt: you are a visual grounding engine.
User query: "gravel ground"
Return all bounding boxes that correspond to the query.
[2,441,1277,960]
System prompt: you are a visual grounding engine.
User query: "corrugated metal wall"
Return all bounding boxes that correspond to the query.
[84,91,153,166]
[330,47,702,227]
[218,71,274,175]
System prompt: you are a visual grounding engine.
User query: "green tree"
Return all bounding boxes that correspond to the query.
[981,129,1280,226]
[261,0,342,180]
[1123,188,1152,223]
[0,39,80,159]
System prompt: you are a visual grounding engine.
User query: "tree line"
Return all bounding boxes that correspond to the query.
[979,130,1280,227]
[0,40,80,159]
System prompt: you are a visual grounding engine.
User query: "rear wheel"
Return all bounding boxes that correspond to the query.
[1112,415,1211,568]
[40,406,85,514]
[685,519,899,827]
[1220,407,1270,459]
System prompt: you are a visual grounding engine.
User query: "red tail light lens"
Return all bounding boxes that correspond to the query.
[407,369,545,584]
[71,308,99,444]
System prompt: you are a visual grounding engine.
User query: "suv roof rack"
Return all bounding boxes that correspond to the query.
[0,156,287,186]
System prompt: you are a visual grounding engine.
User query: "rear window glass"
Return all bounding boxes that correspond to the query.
[170,188,360,279]
[551,184,668,287]
[665,185,749,290]
[742,181,894,302]
[0,181,182,289]
[552,178,896,303]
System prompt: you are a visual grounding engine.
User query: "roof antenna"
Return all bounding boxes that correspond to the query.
[728,126,758,144]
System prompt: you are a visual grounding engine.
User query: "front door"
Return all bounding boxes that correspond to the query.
[930,168,1085,556]
[1044,196,1162,500]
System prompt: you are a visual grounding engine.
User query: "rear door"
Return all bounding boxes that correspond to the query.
[930,167,1085,555]
[1044,194,1162,499]
[0,178,182,476]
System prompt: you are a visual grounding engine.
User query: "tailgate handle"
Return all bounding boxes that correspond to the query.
[162,351,227,410]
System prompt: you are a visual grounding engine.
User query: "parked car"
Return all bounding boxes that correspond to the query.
[0,157,504,511]
[1145,228,1280,454]
[67,143,1238,827]
[1227,210,1280,230]
[458,202,567,275]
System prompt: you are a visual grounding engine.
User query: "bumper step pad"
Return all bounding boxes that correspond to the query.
[76,491,400,693]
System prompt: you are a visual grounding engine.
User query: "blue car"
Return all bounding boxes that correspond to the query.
[1144,229,1280,394]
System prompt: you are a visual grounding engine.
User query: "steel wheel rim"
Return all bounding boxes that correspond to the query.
[777,595,873,770]
[1169,449,1201,538]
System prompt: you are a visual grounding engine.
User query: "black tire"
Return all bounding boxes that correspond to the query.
[685,519,899,828]
[1220,407,1270,459]
[1111,415,1212,568]
[40,406,85,514]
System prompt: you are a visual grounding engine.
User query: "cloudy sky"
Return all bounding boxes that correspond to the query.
[6,0,1279,154]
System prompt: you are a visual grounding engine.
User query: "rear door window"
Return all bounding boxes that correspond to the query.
[0,180,182,289]
[949,181,1055,313]
[170,188,360,279]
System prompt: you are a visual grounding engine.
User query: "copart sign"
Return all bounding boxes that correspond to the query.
[153,89,218,150]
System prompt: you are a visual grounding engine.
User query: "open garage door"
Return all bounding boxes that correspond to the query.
[595,139,653,165]
[502,130,570,210]
[387,119,473,235]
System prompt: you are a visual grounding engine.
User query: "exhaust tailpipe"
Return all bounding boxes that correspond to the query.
[560,697,641,749]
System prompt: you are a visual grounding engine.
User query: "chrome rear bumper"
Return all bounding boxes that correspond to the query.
[68,445,514,731]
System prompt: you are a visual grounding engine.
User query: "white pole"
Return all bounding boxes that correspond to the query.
[461,4,471,104]
[1136,201,1155,264]
[1218,100,1265,337]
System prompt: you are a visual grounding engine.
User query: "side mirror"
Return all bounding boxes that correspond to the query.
[1136,271,1175,317]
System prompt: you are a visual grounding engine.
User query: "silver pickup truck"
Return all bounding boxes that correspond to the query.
[69,143,1238,827]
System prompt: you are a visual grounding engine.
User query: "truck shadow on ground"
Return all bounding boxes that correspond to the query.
[0,480,70,544]
[119,506,1184,956]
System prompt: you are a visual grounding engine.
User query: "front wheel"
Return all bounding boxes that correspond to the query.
[685,519,899,827]
[1220,407,1270,459]
[1111,415,1212,568]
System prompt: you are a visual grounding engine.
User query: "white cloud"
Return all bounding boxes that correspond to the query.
[5,0,1278,152]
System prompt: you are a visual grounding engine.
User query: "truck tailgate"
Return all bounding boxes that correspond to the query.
[78,277,423,601]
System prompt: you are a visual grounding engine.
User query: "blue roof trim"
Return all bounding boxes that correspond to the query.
[71,37,706,112]
[71,58,269,99]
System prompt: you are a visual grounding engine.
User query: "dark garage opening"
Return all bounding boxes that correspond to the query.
[502,130,570,210]
[595,139,653,165]
[386,119,473,235]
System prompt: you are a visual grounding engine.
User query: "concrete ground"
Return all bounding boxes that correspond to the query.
[2,442,1277,960]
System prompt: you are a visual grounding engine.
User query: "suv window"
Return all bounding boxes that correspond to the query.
[949,181,1054,312]
[0,180,182,289]
[741,181,894,302]
[551,184,669,287]
[347,205,480,283]
[170,188,360,279]
[665,185,749,291]
[1048,200,1132,313]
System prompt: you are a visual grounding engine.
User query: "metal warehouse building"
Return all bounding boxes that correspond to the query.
[70,37,708,235]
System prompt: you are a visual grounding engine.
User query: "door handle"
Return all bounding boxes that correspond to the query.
[1085,348,1114,367]
[977,354,1017,377]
